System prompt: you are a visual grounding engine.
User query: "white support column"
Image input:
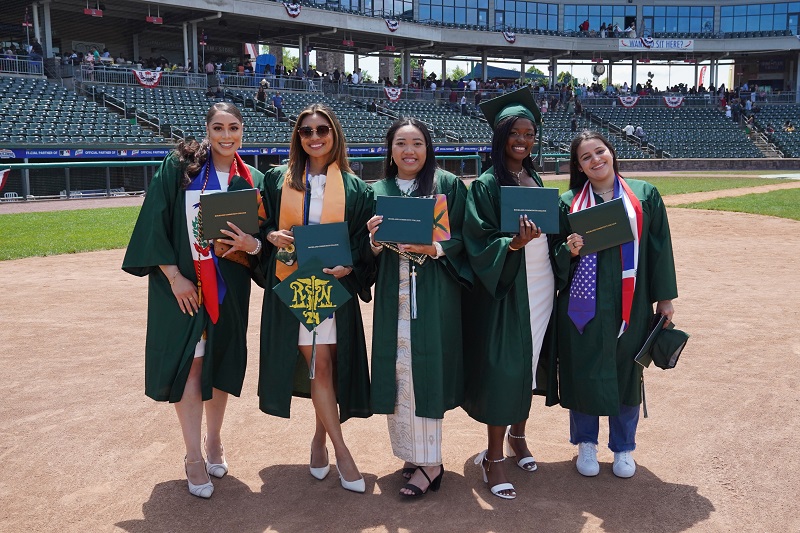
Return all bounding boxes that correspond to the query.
[191,23,199,75]
[694,62,699,89]
[550,57,557,88]
[298,36,305,71]
[32,2,41,44]
[353,52,359,75]
[608,61,613,88]
[481,50,488,81]
[441,58,446,80]
[402,49,410,86]
[183,23,190,72]
[631,58,637,90]
[42,0,52,58]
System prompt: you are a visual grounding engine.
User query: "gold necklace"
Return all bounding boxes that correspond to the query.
[595,188,613,195]
[511,168,525,185]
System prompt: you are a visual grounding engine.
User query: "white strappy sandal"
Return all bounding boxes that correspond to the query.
[474,450,516,500]
[505,427,538,472]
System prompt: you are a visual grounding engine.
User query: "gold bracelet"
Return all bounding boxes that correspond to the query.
[508,243,521,252]
[169,270,179,286]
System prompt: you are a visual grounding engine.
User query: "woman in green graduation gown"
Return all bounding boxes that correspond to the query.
[258,104,374,493]
[366,118,472,498]
[462,89,560,500]
[557,131,677,479]
[123,102,265,499]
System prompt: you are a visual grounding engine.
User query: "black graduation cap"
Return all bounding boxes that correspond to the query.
[479,87,543,129]
[634,314,690,370]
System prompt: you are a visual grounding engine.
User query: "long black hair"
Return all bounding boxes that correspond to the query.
[383,117,437,196]
[568,130,620,190]
[490,115,537,187]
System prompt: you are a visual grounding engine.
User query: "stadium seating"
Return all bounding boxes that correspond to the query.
[587,106,763,158]
[0,77,162,145]
[751,104,800,157]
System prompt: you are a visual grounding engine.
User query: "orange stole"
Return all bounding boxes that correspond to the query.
[275,162,346,281]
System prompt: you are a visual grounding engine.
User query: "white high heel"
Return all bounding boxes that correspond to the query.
[474,450,515,500]
[339,473,366,493]
[310,447,331,480]
[504,427,538,472]
[204,436,228,478]
[185,456,214,499]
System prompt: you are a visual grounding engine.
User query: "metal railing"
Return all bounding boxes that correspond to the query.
[78,65,206,89]
[0,56,44,76]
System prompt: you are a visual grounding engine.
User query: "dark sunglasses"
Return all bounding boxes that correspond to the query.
[298,125,331,138]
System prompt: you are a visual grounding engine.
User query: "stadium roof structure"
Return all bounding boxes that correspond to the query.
[1,0,798,66]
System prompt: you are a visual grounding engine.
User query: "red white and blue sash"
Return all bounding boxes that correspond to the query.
[569,176,642,336]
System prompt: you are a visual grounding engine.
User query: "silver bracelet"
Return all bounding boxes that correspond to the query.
[246,238,262,255]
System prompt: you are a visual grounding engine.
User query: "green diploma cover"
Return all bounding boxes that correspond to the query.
[293,222,353,268]
[200,188,259,240]
[375,195,435,245]
[500,186,559,234]
[568,197,634,256]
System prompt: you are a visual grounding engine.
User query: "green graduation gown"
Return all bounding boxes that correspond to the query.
[257,165,374,422]
[122,153,265,402]
[461,167,560,427]
[555,179,678,416]
[370,170,474,419]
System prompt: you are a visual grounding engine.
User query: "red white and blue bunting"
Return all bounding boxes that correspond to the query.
[384,87,402,102]
[385,18,399,32]
[133,70,163,88]
[618,95,639,108]
[0,168,10,193]
[502,31,516,43]
[283,2,301,17]
[663,96,684,108]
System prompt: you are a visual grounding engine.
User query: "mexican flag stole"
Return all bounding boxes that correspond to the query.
[184,153,255,324]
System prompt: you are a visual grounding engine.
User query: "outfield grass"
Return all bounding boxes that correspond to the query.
[673,188,800,221]
[544,176,791,195]
[0,207,141,261]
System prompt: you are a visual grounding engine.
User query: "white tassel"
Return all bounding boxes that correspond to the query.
[309,327,317,379]
[410,264,418,320]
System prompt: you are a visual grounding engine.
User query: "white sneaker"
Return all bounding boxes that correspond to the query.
[576,442,600,477]
[612,451,636,478]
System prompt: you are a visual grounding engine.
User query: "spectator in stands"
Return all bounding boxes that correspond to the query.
[122,101,266,500]
[625,22,636,38]
[258,103,372,495]
[744,115,755,135]
[469,79,477,91]
[474,90,483,110]
[366,117,469,499]
[600,23,607,38]
[558,130,677,481]
[462,88,553,501]
[580,19,590,33]
[214,86,224,99]
[461,93,468,115]
[783,120,795,132]
[634,125,646,143]
[256,81,268,104]
[613,23,621,36]
[352,68,360,84]
[449,89,459,111]
[29,39,43,61]
[623,123,635,136]
[333,67,341,83]
[765,123,776,133]
[91,47,100,62]
[571,115,578,132]
[725,104,731,119]
[115,52,126,64]
[272,91,283,119]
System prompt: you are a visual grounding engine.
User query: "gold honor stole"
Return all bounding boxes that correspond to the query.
[275,162,346,281]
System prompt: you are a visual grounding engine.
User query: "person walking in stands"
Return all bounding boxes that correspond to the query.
[367,118,472,498]
[272,91,283,120]
[461,94,468,115]
[122,102,265,499]
[257,104,374,494]
[462,89,559,500]
[556,131,677,479]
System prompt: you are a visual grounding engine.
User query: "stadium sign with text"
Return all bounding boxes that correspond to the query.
[619,37,694,51]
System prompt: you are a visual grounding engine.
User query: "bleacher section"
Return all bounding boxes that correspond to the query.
[0,77,160,144]
[588,106,763,158]
[380,100,490,143]
[752,104,800,157]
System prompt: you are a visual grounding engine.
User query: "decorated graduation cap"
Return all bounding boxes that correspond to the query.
[479,87,543,129]
[273,260,352,378]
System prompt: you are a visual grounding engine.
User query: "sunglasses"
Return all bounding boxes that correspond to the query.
[298,125,331,138]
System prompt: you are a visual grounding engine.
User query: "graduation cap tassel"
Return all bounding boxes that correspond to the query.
[309,327,317,380]
[641,374,648,419]
[410,264,418,320]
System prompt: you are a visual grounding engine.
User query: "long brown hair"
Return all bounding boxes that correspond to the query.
[175,102,244,188]
[568,130,620,190]
[383,117,437,196]
[286,103,351,191]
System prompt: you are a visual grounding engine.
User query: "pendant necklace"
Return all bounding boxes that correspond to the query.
[396,177,417,197]
[511,168,525,185]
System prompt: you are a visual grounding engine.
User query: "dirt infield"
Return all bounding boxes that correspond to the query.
[1,195,799,532]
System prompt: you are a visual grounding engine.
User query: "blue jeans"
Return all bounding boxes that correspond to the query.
[569,405,640,453]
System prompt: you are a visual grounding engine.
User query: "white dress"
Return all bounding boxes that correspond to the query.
[298,173,337,346]
[524,233,554,385]
[386,178,442,466]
